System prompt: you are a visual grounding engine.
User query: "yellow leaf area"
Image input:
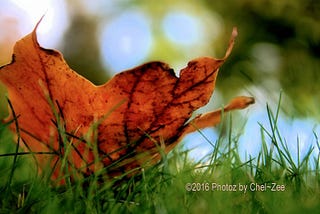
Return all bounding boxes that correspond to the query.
[0,21,254,183]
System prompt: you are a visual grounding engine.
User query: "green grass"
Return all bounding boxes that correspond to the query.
[0,101,320,213]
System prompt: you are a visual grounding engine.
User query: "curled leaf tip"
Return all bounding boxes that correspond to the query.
[31,15,47,46]
[225,96,255,111]
[180,95,254,138]
[224,27,238,59]
[232,27,238,38]
[33,15,46,33]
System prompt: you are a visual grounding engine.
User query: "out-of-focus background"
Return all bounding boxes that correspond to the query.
[0,0,319,163]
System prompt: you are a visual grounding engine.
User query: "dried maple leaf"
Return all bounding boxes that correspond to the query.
[0,21,254,182]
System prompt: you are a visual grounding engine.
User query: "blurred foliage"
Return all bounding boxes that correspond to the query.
[203,0,320,118]
[61,14,108,84]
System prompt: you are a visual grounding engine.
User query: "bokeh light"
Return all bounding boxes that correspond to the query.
[162,11,203,46]
[99,10,152,73]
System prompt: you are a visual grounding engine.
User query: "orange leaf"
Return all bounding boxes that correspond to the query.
[0,22,253,181]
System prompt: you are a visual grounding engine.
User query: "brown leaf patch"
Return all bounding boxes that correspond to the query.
[0,23,253,182]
